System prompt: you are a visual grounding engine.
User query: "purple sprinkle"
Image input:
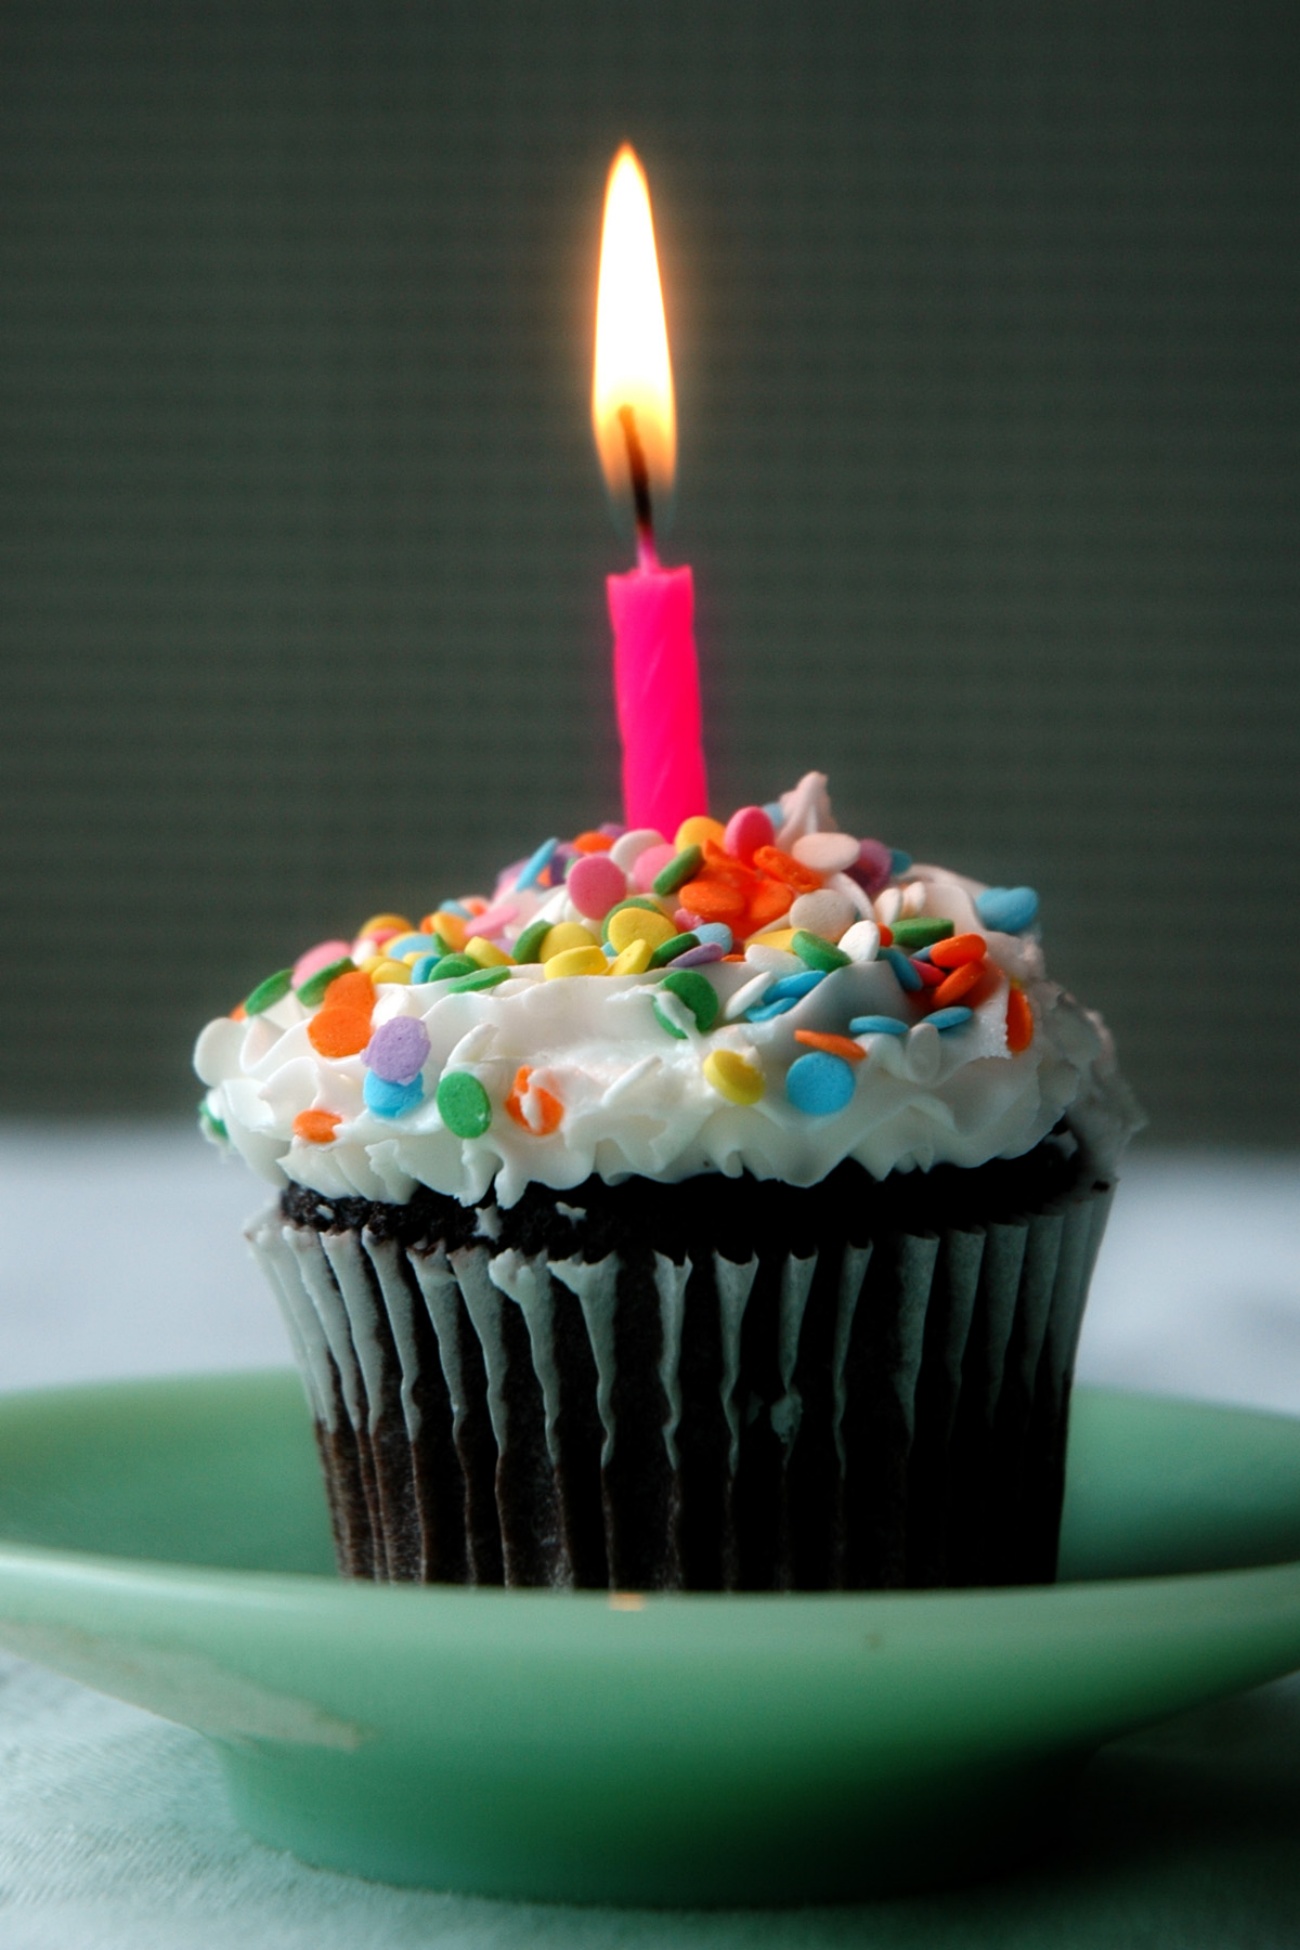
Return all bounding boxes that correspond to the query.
[598,821,627,837]
[846,837,893,898]
[669,942,726,969]
[365,1016,431,1086]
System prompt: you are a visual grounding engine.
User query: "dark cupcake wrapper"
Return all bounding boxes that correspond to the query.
[249,1148,1112,1591]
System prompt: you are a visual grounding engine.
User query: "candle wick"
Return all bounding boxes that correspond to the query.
[617,405,659,571]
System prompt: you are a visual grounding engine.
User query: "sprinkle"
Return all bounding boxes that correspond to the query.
[848,1014,907,1036]
[838,919,881,964]
[409,953,441,984]
[1006,984,1034,1052]
[512,917,552,964]
[424,912,469,951]
[292,940,353,988]
[609,937,653,975]
[677,876,749,924]
[743,942,801,974]
[786,1050,857,1115]
[436,1071,492,1138]
[364,1072,424,1118]
[306,969,375,1058]
[929,1006,974,1033]
[426,953,479,982]
[975,886,1040,934]
[383,932,440,960]
[470,900,519,938]
[724,971,773,1020]
[913,959,946,989]
[631,843,679,892]
[767,969,825,1002]
[505,1065,564,1134]
[890,850,912,877]
[792,929,851,973]
[791,832,860,874]
[605,903,676,953]
[365,1016,430,1084]
[674,815,727,851]
[464,935,512,969]
[199,1102,228,1142]
[694,922,734,952]
[293,1108,341,1144]
[369,958,413,984]
[793,1030,867,1062]
[745,996,798,1022]
[744,879,795,933]
[650,930,700,968]
[514,837,559,891]
[674,906,703,931]
[847,839,893,898]
[650,845,703,898]
[875,887,903,926]
[572,829,614,854]
[880,946,923,992]
[610,828,665,871]
[653,968,720,1036]
[929,932,987,969]
[567,851,629,920]
[789,889,855,942]
[669,942,725,968]
[245,968,293,1016]
[437,901,472,919]
[540,922,600,960]
[703,1048,765,1105]
[545,945,608,979]
[722,805,774,863]
[296,957,355,1007]
[447,966,514,993]
[752,844,823,895]
[931,961,986,1009]
[890,917,955,952]
[357,912,413,941]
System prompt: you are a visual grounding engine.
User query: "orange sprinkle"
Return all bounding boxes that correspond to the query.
[229,1003,247,1021]
[1006,985,1034,1053]
[751,845,823,895]
[572,830,614,853]
[421,912,468,951]
[744,878,795,932]
[308,1009,373,1059]
[930,961,985,1010]
[294,1109,341,1145]
[505,1065,564,1135]
[322,969,374,1011]
[679,877,748,923]
[793,1031,867,1062]
[878,923,894,947]
[929,932,987,970]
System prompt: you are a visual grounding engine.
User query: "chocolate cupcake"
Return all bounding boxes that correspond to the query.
[196,773,1139,1592]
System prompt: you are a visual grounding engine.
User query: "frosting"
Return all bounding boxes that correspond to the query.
[196,775,1140,1208]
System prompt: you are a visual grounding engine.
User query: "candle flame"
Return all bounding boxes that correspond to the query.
[592,146,676,516]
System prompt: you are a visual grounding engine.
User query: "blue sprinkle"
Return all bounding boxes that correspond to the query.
[382,932,436,959]
[763,800,784,828]
[975,885,1039,933]
[848,1014,908,1036]
[745,997,799,1022]
[410,953,441,983]
[694,922,734,952]
[603,940,619,959]
[929,1006,975,1033]
[880,946,923,992]
[515,836,559,891]
[786,1051,857,1116]
[890,849,912,876]
[912,946,933,963]
[363,1072,425,1119]
[767,969,826,1002]
[438,900,472,919]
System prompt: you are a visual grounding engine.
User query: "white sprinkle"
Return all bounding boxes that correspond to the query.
[838,919,881,963]
[791,831,860,873]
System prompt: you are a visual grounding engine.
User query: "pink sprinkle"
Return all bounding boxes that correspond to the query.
[292,939,352,986]
[723,804,774,863]
[567,851,629,920]
[631,842,677,892]
[473,899,518,938]
[674,908,703,931]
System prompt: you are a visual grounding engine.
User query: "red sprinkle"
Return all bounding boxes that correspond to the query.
[930,960,986,1010]
[752,845,823,895]
[1006,985,1034,1052]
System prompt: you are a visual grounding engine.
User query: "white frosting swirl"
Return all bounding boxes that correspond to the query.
[195,779,1140,1207]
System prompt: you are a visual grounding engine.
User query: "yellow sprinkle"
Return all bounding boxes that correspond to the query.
[749,928,797,951]
[465,935,512,969]
[358,912,412,939]
[370,958,412,985]
[606,906,676,953]
[544,945,608,980]
[674,815,726,852]
[609,938,653,975]
[703,1048,765,1106]
[428,912,468,951]
[541,921,600,960]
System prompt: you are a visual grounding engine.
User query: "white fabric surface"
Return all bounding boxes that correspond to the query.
[0,1125,1297,1946]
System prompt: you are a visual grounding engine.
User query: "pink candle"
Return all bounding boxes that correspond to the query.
[593,147,708,838]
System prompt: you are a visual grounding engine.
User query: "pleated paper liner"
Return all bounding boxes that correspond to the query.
[248,1139,1113,1591]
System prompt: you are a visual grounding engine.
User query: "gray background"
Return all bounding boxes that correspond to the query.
[1,1,1296,1138]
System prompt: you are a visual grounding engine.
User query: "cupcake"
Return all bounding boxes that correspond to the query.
[195,772,1140,1592]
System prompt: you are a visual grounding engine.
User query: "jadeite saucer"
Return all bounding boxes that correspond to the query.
[0,1375,1297,1906]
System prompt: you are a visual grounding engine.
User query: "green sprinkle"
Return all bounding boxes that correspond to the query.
[652,844,703,898]
[426,954,478,982]
[431,931,458,958]
[650,931,699,969]
[890,917,955,952]
[296,957,355,1006]
[436,1070,492,1139]
[198,1101,228,1143]
[245,967,293,1015]
[601,896,667,944]
[659,968,719,1032]
[446,966,513,993]
[792,930,851,973]
[512,918,552,963]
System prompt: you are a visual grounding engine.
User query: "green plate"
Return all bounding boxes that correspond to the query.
[0,1373,1297,1907]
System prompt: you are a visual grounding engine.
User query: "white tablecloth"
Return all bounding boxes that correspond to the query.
[0,1126,1297,1948]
